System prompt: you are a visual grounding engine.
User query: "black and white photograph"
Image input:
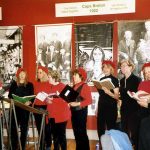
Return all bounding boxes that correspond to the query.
[35,24,72,84]
[88,92,99,116]
[75,23,113,82]
[118,20,150,76]
[0,26,23,85]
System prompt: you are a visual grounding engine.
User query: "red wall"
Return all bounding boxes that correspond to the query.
[0,0,150,129]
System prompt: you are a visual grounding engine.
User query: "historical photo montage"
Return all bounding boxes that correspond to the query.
[118,20,150,76]
[0,26,23,86]
[75,23,113,82]
[35,24,72,84]
[88,92,99,116]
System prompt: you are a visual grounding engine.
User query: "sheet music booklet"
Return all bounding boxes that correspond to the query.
[59,85,79,103]
[127,90,149,101]
[12,94,36,103]
[92,78,115,90]
[36,92,59,102]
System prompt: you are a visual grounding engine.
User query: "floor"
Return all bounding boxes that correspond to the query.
[4,138,135,150]
[26,139,98,150]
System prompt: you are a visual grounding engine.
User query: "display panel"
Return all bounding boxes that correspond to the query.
[35,24,72,84]
[75,23,113,82]
[118,20,150,76]
[0,26,23,85]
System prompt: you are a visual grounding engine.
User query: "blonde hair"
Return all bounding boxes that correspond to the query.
[48,70,61,82]
[119,59,135,71]
[37,69,48,82]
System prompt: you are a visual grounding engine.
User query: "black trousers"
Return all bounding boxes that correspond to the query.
[139,115,150,150]
[10,107,29,150]
[97,102,117,139]
[71,107,90,150]
[50,118,67,150]
[34,105,52,150]
[121,108,150,150]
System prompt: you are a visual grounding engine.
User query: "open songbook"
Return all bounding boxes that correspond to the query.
[127,90,150,101]
[12,94,36,103]
[36,92,59,102]
[92,78,115,90]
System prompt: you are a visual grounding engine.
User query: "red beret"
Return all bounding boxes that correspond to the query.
[142,62,150,70]
[16,68,26,78]
[38,66,48,74]
[102,60,115,69]
[77,67,87,81]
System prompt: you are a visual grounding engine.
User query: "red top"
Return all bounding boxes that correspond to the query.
[47,82,71,123]
[138,80,150,93]
[34,81,50,105]
[73,81,92,107]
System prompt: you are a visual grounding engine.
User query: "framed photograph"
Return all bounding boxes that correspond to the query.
[35,24,72,84]
[0,26,23,85]
[74,23,113,82]
[118,20,150,76]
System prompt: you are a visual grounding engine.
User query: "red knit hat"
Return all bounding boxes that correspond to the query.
[102,60,115,69]
[16,68,26,78]
[38,66,48,74]
[77,67,87,81]
[142,62,150,70]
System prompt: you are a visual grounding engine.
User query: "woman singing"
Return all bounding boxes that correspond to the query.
[47,70,71,150]
[97,60,119,140]
[8,68,34,150]
[33,66,51,150]
[70,67,92,150]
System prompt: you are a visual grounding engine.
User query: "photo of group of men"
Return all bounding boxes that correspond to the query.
[35,24,72,84]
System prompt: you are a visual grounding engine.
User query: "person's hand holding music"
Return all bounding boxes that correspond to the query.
[46,96,53,104]
[102,86,110,94]
[137,98,148,108]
